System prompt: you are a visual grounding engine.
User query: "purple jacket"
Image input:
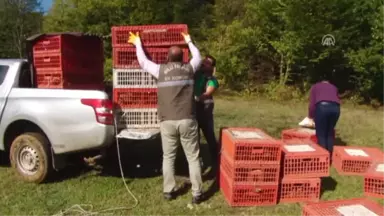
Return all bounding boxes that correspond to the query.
[308,82,340,118]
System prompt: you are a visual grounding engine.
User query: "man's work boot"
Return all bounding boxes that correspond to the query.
[163,192,175,201]
[192,194,204,204]
[163,185,185,201]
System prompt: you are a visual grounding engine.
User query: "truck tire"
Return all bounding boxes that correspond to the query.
[10,132,52,183]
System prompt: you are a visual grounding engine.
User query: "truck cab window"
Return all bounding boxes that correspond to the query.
[18,63,32,88]
[0,65,9,85]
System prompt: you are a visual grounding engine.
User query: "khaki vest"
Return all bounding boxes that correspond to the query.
[157,62,196,121]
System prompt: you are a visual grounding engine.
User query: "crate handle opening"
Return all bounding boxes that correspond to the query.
[293,183,304,187]
[249,169,263,175]
[251,147,264,154]
[302,158,313,162]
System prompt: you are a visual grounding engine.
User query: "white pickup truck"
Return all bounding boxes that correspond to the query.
[0,59,115,183]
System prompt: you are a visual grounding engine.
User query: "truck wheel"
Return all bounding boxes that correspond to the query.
[10,132,52,183]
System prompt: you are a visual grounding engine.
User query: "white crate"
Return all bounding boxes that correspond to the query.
[115,108,159,129]
[113,68,157,88]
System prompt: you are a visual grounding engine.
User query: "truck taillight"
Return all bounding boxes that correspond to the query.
[81,99,114,125]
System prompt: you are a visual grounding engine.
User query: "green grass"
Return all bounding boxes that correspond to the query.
[0,96,383,215]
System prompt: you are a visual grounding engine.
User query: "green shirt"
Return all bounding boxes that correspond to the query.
[194,71,219,97]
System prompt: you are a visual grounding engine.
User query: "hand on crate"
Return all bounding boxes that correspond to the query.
[128,32,141,46]
[181,32,191,44]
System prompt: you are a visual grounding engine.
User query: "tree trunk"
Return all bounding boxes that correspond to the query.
[278,53,285,85]
[282,58,292,85]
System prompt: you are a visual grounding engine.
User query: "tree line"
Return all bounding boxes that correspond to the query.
[0,0,382,104]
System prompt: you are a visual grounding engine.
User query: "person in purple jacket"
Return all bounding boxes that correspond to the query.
[308,73,340,153]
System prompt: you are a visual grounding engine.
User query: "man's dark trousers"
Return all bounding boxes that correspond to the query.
[196,102,218,168]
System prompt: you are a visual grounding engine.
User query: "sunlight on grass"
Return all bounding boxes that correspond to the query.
[0,97,382,215]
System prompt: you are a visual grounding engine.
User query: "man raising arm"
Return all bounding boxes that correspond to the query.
[128,32,205,204]
[128,32,202,79]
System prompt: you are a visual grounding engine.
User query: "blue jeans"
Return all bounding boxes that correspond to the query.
[315,101,340,153]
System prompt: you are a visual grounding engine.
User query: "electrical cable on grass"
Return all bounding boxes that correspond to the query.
[53,117,139,216]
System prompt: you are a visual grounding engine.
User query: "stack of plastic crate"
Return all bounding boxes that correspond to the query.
[302,198,384,216]
[32,34,104,90]
[111,24,189,130]
[279,139,330,203]
[219,127,283,207]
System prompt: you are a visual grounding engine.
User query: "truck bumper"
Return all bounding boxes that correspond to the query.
[52,124,115,154]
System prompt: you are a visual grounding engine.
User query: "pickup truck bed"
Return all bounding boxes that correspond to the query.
[0,59,115,183]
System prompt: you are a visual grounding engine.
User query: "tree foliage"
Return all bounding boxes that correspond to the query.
[0,0,382,103]
[0,0,42,58]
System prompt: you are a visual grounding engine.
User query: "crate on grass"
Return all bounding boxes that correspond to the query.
[302,198,384,216]
[364,162,384,198]
[220,150,280,184]
[219,168,278,207]
[332,146,384,176]
[112,24,188,47]
[112,47,189,69]
[281,128,335,144]
[221,127,282,165]
[279,177,321,203]
[281,139,330,178]
[112,69,157,88]
[115,108,159,129]
[113,88,158,109]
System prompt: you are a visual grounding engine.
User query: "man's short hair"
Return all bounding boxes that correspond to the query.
[205,54,216,67]
[168,46,183,62]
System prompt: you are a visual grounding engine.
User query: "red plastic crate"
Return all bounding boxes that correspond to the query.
[36,73,63,88]
[37,83,104,90]
[221,128,282,165]
[279,177,321,203]
[112,47,189,69]
[36,72,104,89]
[282,128,335,144]
[282,139,330,178]
[220,150,280,184]
[219,167,278,207]
[33,34,103,56]
[33,53,103,74]
[302,198,384,216]
[112,24,188,47]
[113,88,157,109]
[364,162,384,198]
[332,146,384,176]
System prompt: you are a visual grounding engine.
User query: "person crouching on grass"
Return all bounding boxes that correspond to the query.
[308,71,340,155]
[194,55,219,173]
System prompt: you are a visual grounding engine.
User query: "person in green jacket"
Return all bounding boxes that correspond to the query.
[194,55,219,171]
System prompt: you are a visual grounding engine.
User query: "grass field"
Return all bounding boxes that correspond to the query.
[0,96,383,215]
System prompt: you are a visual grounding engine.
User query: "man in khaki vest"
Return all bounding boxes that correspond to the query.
[128,32,203,204]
